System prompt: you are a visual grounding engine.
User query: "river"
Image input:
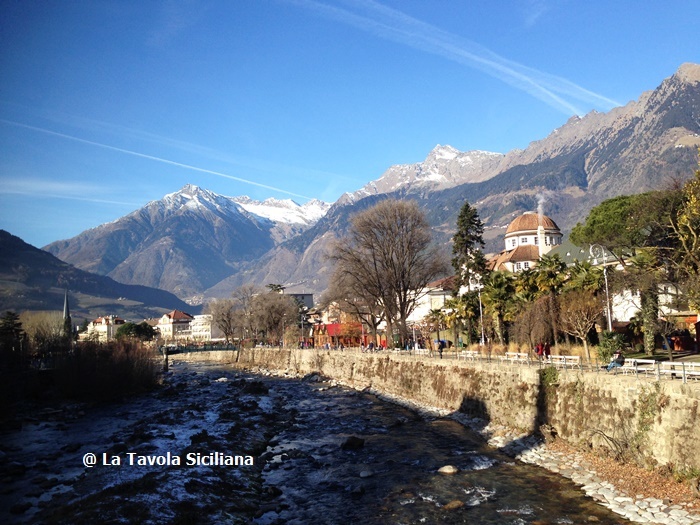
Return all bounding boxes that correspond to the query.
[0,360,630,524]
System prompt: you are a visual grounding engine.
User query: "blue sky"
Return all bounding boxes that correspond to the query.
[1,0,698,248]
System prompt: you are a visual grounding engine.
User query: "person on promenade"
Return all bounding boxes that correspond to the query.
[543,342,551,361]
[606,350,625,372]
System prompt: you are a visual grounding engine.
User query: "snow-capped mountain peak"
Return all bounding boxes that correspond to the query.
[156,185,330,227]
[344,144,505,202]
[232,196,330,226]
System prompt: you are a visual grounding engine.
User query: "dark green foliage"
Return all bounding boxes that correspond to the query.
[451,200,487,291]
[116,321,158,341]
[569,195,643,264]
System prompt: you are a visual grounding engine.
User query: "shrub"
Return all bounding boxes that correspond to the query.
[54,340,159,400]
[597,331,626,363]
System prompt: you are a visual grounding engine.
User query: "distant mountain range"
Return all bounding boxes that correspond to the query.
[44,186,330,300]
[12,62,700,308]
[0,230,193,321]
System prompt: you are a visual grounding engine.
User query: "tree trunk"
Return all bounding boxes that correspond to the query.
[581,337,590,361]
[549,292,559,350]
[494,313,504,345]
[641,290,658,356]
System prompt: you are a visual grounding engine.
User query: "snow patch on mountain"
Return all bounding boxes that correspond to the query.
[153,184,330,227]
[345,145,505,201]
[233,196,330,226]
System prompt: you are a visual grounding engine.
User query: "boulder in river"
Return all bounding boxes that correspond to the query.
[341,436,365,450]
[438,465,459,475]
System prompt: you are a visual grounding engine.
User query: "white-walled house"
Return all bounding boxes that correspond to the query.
[157,310,194,341]
[488,212,563,272]
[80,315,126,342]
[406,276,456,325]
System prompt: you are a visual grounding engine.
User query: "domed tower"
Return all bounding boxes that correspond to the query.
[504,211,562,256]
[490,212,563,272]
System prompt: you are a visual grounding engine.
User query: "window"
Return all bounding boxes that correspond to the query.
[534,237,539,245]
[521,237,528,244]
[511,239,516,247]
[524,261,530,269]
[515,262,522,270]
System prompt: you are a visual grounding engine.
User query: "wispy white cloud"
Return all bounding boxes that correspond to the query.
[0,119,314,200]
[147,0,205,48]
[3,106,350,193]
[523,0,550,28]
[0,178,139,206]
[291,0,620,116]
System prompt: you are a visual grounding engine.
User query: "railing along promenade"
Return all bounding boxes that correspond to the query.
[165,344,700,385]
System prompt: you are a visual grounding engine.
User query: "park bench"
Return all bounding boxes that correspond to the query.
[546,355,581,369]
[457,350,480,361]
[619,358,658,376]
[658,361,700,382]
[501,352,530,364]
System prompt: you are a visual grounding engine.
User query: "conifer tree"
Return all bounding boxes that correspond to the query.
[451,201,487,291]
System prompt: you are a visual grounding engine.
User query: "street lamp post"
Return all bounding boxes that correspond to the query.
[282,314,286,348]
[478,288,485,346]
[470,274,486,346]
[590,244,613,331]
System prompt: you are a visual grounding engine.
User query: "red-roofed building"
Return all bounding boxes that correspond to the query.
[157,310,194,341]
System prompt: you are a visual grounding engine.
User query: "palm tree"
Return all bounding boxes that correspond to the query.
[566,260,604,293]
[514,268,541,303]
[427,308,447,351]
[481,271,515,345]
[533,254,567,349]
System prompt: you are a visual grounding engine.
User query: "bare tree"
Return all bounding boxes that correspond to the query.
[232,284,260,340]
[19,311,65,355]
[559,290,604,360]
[205,299,236,343]
[512,296,551,351]
[328,199,447,347]
[250,292,299,345]
[322,268,384,346]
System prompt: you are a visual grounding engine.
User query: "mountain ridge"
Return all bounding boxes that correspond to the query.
[0,229,194,321]
[36,62,700,303]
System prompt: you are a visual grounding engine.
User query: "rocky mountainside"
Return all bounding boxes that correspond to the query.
[44,185,330,300]
[42,63,700,302]
[0,230,193,321]
[340,145,506,204]
[209,63,700,298]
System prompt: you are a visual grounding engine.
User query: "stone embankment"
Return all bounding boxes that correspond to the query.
[172,348,700,524]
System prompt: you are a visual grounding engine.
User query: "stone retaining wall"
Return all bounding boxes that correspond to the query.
[171,348,700,471]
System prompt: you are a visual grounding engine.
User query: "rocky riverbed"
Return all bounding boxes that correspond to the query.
[1,360,698,524]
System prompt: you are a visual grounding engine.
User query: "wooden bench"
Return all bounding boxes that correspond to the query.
[458,350,480,361]
[501,352,530,363]
[658,361,700,381]
[619,358,658,376]
[546,355,581,369]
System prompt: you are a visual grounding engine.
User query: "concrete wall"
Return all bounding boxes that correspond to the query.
[172,348,700,471]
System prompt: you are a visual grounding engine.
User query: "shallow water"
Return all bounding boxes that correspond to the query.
[0,361,630,524]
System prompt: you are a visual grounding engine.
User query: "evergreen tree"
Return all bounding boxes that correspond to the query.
[451,201,487,291]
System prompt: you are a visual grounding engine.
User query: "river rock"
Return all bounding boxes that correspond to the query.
[438,465,459,475]
[341,436,365,450]
[443,500,464,510]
